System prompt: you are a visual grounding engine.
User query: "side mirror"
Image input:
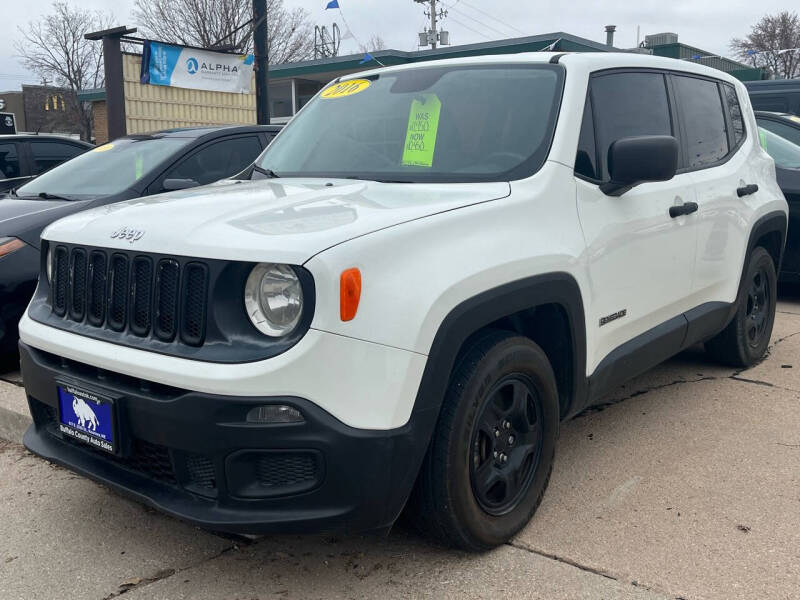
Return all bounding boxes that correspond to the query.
[601,135,678,196]
[163,178,200,191]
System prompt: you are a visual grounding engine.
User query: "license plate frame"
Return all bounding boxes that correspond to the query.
[56,383,118,454]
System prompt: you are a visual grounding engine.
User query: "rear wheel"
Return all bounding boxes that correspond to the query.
[706,246,777,367]
[407,330,559,551]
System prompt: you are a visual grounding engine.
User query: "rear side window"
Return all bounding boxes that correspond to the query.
[164,136,263,186]
[673,76,729,168]
[589,72,673,180]
[0,142,20,179]
[29,141,85,175]
[722,85,745,145]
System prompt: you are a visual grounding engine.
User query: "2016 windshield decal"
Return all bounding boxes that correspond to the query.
[110,227,145,243]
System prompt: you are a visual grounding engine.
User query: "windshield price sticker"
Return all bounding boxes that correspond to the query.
[92,143,114,153]
[321,79,371,99]
[402,94,442,168]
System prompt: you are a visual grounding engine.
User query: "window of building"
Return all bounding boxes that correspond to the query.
[590,72,673,180]
[296,80,323,110]
[268,82,293,118]
[673,75,729,168]
[0,143,20,178]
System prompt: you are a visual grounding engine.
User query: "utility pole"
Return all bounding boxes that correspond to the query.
[429,0,438,49]
[415,0,449,49]
[253,0,269,124]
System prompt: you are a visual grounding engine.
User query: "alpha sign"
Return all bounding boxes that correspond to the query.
[140,40,254,94]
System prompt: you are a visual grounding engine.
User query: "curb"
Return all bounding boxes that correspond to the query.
[0,380,31,444]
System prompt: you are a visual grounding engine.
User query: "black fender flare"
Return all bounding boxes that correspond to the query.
[727,210,787,323]
[411,271,588,427]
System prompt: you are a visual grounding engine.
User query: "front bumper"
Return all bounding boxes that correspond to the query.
[20,342,435,534]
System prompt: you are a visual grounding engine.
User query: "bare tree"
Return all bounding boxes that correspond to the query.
[14,1,115,140]
[358,35,387,54]
[132,0,314,64]
[731,11,800,79]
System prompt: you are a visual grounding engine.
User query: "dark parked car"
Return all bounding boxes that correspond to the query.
[746,79,800,116]
[756,110,800,147]
[758,124,800,281]
[0,124,281,358]
[0,134,93,193]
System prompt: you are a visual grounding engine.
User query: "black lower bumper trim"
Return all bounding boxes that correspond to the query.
[20,341,434,535]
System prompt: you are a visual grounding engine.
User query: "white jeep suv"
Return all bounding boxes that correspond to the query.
[18,53,787,551]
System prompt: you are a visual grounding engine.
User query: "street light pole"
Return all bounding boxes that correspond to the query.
[253,0,269,124]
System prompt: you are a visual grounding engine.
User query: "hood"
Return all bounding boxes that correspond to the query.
[0,197,93,248]
[42,178,511,264]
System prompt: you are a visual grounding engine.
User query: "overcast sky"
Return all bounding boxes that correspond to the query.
[0,0,792,91]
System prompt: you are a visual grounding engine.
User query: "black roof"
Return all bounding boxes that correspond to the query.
[140,124,283,140]
[0,134,93,146]
[745,80,800,92]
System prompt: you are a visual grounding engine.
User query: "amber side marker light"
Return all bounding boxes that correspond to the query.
[340,268,362,321]
[0,237,25,258]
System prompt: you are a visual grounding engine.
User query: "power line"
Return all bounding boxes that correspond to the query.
[447,5,514,39]
[457,0,527,36]
[446,14,493,40]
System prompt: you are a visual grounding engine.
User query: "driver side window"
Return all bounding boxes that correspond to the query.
[576,72,673,182]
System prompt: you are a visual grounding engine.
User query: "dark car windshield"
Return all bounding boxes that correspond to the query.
[16,137,191,199]
[255,64,564,183]
[760,127,800,169]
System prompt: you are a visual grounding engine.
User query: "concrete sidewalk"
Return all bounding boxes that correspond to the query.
[1,300,799,599]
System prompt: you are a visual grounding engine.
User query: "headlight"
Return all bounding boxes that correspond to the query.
[244,263,304,336]
[0,236,25,258]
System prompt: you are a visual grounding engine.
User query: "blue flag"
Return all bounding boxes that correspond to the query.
[326,0,339,8]
[360,52,374,65]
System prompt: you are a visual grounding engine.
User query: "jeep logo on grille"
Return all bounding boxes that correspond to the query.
[110,227,145,243]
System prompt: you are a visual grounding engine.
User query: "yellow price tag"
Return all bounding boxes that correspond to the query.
[135,154,144,180]
[92,143,114,152]
[321,79,371,99]
[402,94,441,168]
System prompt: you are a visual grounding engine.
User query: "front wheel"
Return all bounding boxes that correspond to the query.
[407,331,560,551]
[706,246,777,367]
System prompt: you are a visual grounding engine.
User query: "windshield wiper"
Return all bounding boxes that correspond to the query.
[252,165,281,179]
[345,176,409,184]
[37,192,76,201]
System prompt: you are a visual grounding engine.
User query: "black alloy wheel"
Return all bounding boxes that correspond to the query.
[470,376,543,516]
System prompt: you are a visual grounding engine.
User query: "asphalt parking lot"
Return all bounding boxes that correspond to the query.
[1,296,799,600]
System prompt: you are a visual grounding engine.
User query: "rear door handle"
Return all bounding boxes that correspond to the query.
[669,202,699,218]
[737,184,759,197]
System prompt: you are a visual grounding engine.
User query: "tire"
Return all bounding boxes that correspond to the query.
[705,246,777,367]
[407,330,560,551]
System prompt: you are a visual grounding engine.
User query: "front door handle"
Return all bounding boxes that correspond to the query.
[737,184,759,197]
[669,202,699,218]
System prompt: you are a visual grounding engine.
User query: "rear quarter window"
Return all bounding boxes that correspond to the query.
[673,75,729,168]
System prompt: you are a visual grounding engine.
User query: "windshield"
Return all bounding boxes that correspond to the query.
[255,64,564,183]
[759,127,800,169]
[16,137,192,199]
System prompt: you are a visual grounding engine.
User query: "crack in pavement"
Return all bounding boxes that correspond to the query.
[99,543,241,599]
[506,540,686,599]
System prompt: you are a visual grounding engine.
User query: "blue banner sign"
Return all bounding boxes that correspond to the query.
[140,41,254,93]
